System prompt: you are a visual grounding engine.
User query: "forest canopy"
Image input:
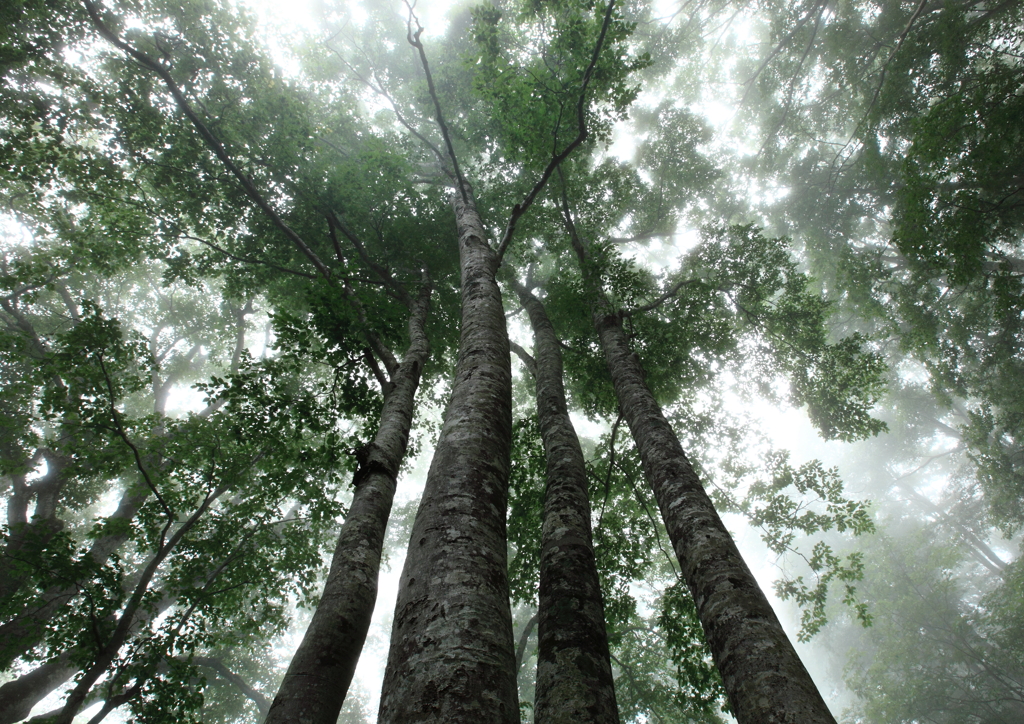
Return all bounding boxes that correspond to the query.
[1,0,1022,722]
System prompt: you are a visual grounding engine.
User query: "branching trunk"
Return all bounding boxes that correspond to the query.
[513,280,618,724]
[378,189,518,724]
[571,230,837,724]
[265,283,432,724]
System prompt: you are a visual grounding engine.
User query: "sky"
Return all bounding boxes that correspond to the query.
[217,1,862,719]
[9,1,878,720]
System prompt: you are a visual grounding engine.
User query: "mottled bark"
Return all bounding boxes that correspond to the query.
[0,653,75,724]
[512,280,618,724]
[572,235,837,724]
[378,189,518,724]
[264,283,432,724]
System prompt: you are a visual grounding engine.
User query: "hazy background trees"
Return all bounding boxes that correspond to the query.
[1,0,1021,722]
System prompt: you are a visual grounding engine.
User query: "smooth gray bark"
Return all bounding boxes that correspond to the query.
[264,283,432,724]
[572,234,838,724]
[513,280,618,724]
[0,653,76,724]
[378,189,518,724]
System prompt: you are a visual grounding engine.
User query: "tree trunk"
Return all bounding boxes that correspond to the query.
[377,189,518,724]
[0,653,76,724]
[573,237,837,724]
[264,283,432,724]
[513,280,618,724]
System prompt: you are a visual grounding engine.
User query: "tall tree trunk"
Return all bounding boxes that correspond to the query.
[264,283,432,724]
[571,234,837,724]
[512,279,618,724]
[377,189,518,724]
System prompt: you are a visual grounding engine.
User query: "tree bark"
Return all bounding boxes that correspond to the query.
[512,280,618,724]
[0,653,76,724]
[264,283,432,724]
[377,189,518,724]
[572,235,837,724]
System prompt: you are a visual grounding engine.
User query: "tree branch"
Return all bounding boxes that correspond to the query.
[193,656,271,716]
[404,2,470,204]
[621,277,698,317]
[495,0,619,263]
[328,212,411,305]
[509,340,537,377]
[83,0,333,281]
[515,612,539,674]
[181,234,316,280]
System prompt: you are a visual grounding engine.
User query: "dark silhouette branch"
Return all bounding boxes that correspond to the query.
[193,656,271,716]
[404,1,470,204]
[179,234,316,279]
[621,277,698,317]
[596,412,624,531]
[515,612,539,674]
[509,340,537,377]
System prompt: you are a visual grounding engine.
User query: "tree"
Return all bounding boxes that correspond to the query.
[511,277,618,723]
[0,0,906,723]
[665,1,1024,720]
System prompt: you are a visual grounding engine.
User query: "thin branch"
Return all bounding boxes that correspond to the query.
[509,340,537,377]
[326,216,347,266]
[342,281,399,378]
[97,354,173,526]
[192,656,271,716]
[621,448,679,580]
[495,0,619,263]
[596,412,623,531]
[558,165,588,262]
[328,211,410,305]
[362,347,392,396]
[515,612,539,675]
[324,38,455,179]
[404,2,470,204]
[180,235,316,279]
[83,0,333,281]
[863,0,930,126]
[621,277,698,317]
[51,481,227,724]
[741,0,827,99]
